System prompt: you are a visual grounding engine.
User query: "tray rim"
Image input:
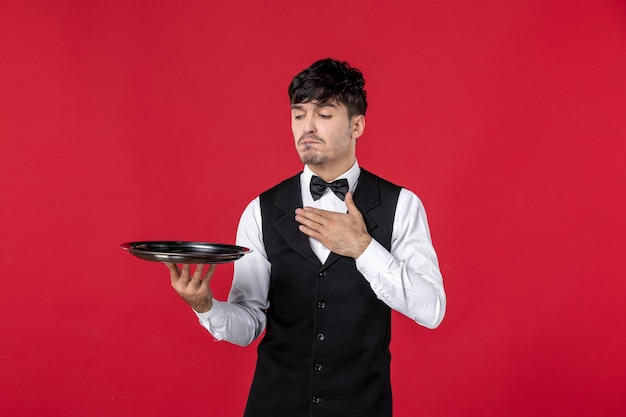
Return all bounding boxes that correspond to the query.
[120,240,252,264]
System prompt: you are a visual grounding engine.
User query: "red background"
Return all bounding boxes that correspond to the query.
[1,1,625,416]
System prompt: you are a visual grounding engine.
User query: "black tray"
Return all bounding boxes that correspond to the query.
[121,241,252,264]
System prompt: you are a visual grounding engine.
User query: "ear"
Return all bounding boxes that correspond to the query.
[351,114,365,140]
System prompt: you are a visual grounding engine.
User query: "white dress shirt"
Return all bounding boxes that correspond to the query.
[195,161,446,346]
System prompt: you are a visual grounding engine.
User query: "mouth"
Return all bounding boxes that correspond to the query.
[300,140,321,147]
[298,134,324,146]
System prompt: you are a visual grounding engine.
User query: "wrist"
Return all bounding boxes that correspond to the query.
[352,235,372,259]
[192,298,213,313]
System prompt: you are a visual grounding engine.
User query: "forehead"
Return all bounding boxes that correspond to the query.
[291,100,346,111]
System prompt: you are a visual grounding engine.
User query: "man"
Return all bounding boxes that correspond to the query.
[166,58,446,417]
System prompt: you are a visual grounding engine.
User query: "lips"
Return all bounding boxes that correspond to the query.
[299,134,324,145]
[300,139,321,145]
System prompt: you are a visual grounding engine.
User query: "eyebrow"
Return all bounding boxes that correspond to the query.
[291,102,339,110]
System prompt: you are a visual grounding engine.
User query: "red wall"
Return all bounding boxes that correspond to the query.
[1,1,625,416]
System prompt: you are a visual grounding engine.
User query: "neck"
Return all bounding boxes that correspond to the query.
[307,158,355,182]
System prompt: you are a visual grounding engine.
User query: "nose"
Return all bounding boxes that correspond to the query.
[302,113,316,133]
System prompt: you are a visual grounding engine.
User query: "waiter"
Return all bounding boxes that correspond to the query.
[166,58,446,417]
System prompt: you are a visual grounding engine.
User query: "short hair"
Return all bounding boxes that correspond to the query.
[288,58,368,118]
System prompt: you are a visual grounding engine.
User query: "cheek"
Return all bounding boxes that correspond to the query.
[292,117,305,130]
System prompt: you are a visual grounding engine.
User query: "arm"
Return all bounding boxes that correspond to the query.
[295,190,446,329]
[170,197,270,347]
[356,189,446,329]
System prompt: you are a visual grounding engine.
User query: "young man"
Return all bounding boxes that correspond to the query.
[166,58,446,417]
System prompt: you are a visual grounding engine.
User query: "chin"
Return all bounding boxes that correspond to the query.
[300,154,327,165]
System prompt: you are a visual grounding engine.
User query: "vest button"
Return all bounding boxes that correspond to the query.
[314,363,323,371]
[317,301,326,309]
[312,396,321,404]
[317,333,325,341]
[319,271,327,277]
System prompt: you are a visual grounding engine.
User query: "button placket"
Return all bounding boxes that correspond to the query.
[315,270,327,341]
[312,269,329,409]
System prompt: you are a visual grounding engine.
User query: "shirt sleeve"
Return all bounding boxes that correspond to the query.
[355,188,446,329]
[194,197,270,346]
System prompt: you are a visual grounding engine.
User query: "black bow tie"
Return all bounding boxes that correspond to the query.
[310,175,349,201]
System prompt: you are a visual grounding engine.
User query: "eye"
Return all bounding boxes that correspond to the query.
[293,114,304,120]
[319,113,332,119]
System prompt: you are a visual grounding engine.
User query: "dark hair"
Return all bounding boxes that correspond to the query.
[288,58,368,117]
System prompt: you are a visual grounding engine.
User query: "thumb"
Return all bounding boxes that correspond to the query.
[344,192,361,215]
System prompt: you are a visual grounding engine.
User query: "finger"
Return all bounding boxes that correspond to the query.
[164,262,181,281]
[191,263,204,280]
[203,263,217,282]
[198,264,218,289]
[298,223,324,241]
[296,213,324,234]
[164,262,179,275]
[344,192,361,215]
[181,264,192,280]
[300,205,323,213]
[296,207,327,226]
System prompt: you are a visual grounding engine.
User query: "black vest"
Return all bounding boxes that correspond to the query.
[244,169,401,417]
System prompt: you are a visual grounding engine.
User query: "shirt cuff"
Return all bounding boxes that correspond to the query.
[193,299,227,339]
[355,238,395,279]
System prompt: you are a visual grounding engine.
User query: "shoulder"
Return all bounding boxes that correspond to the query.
[260,172,302,199]
[398,188,425,210]
[359,168,401,188]
[239,195,261,224]
[359,168,426,211]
